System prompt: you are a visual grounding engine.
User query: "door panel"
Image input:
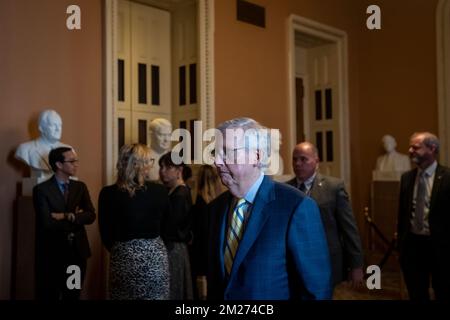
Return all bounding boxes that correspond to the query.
[131,3,171,114]
[307,44,340,178]
[115,0,199,153]
[117,1,131,111]
[295,77,305,143]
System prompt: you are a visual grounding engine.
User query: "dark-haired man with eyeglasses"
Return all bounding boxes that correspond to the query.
[33,147,96,300]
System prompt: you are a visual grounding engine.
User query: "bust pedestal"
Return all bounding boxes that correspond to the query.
[14,196,35,299]
[370,170,403,251]
[372,170,403,182]
[369,169,403,272]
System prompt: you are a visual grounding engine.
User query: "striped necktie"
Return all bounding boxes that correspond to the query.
[224,198,249,275]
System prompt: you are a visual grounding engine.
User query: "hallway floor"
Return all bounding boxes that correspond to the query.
[333,250,408,300]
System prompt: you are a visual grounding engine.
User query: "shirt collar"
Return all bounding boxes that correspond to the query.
[54,176,69,194]
[244,172,264,204]
[421,160,437,177]
[296,172,317,189]
[55,176,69,186]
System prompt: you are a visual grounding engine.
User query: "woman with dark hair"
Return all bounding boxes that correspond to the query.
[191,164,223,299]
[159,152,193,300]
[98,143,170,299]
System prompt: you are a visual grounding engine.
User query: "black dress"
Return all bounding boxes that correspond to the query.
[163,184,193,300]
[98,182,170,300]
[191,194,209,278]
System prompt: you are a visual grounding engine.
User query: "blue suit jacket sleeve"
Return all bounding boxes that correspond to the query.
[287,196,333,299]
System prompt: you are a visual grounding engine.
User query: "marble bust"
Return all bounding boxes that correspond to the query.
[148,118,172,181]
[15,109,71,182]
[373,134,411,181]
[375,135,411,172]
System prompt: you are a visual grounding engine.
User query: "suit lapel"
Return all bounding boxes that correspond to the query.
[227,176,275,283]
[309,173,324,200]
[49,176,67,210]
[429,165,444,214]
[218,193,233,279]
[406,169,418,217]
[66,180,78,211]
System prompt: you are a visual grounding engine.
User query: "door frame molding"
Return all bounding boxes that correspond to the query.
[104,0,215,184]
[287,14,351,187]
[437,0,450,165]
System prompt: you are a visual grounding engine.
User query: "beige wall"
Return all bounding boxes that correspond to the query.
[214,0,363,225]
[214,0,440,243]
[356,0,439,225]
[0,0,104,299]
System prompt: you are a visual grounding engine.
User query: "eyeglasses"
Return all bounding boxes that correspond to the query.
[213,147,253,164]
[63,159,79,164]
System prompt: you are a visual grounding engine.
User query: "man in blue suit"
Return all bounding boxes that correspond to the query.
[207,117,332,300]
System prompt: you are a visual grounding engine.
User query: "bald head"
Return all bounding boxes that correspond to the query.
[294,142,318,157]
[292,142,319,182]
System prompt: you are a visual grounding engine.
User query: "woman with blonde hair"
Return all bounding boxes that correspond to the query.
[191,164,222,299]
[98,143,170,299]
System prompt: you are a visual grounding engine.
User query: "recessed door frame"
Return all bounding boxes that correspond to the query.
[437,0,450,166]
[104,0,215,184]
[287,14,350,187]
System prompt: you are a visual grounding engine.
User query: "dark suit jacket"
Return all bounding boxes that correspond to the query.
[207,175,332,300]
[191,194,209,276]
[287,174,364,285]
[33,175,96,265]
[397,165,450,257]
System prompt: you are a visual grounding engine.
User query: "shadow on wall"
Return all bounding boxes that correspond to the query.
[3,117,39,299]
[6,146,34,299]
[26,113,40,140]
[7,149,30,184]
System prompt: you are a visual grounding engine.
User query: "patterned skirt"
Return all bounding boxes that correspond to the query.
[109,237,169,300]
[167,242,193,300]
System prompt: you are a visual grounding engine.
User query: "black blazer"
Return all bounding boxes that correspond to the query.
[287,174,364,285]
[33,176,96,262]
[397,164,450,256]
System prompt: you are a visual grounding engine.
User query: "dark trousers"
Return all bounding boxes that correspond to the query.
[36,247,87,300]
[400,232,450,301]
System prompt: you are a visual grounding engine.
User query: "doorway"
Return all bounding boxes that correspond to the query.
[437,0,450,166]
[295,77,305,143]
[288,15,350,185]
[104,0,215,183]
